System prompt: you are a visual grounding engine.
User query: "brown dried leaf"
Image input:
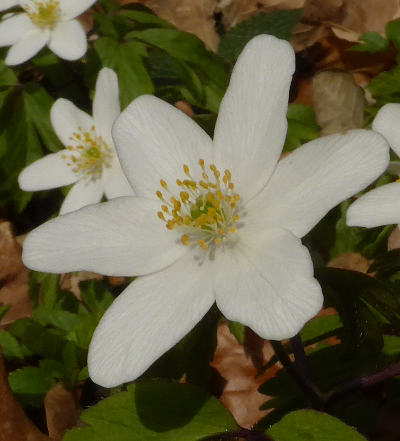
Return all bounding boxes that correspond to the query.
[59,272,103,299]
[211,323,279,428]
[327,252,371,273]
[388,227,400,251]
[312,70,365,135]
[0,351,49,441]
[0,222,30,326]
[45,384,80,441]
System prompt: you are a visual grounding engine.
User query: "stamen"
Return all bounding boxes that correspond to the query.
[25,0,61,29]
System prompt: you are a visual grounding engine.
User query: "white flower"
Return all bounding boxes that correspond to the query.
[19,67,133,214]
[22,35,389,387]
[0,0,18,12]
[0,0,96,65]
[347,103,400,228]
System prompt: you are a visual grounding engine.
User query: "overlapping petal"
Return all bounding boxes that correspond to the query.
[6,28,48,65]
[88,255,215,387]
[213,35,295,201]
[112,95,213,198]
[48,19,86,61]
[93,68,120,144]
[50,98,93,147]
[372,103,400,158]
[245,129,389,238]
[23,197,187,276]
[0,0,18,11]
[60,178,103,215]
[0,13,34,46]
[102,159,134,199]
[347,182,400,228]
[18,150,77,191]
[215,227,322,340]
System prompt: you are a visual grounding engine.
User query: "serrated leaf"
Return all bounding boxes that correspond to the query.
[64,380,238,441]
[9,366,56,407]
[94,37,154,108]
[218,9,303,63]
[0,330,24,359]
[268,410,367,441]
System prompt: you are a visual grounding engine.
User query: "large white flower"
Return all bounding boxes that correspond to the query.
[19,67,133,214]
[348,103,400,228]
[22,35,389,387]
[0,0,96,65]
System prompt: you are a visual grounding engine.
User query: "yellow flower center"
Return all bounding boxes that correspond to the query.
[156,160,241,251]
[62,126,113,181]
[25,0,61,29]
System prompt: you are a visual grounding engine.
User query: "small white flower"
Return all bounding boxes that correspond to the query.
[22,35,389,387]
[348,103,400,228]
[19,67,133,214]
[0,0,19,12]
[0,0,96,65]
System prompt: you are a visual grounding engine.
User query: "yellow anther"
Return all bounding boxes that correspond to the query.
[183,164,190,175]
[176,179,183,186]
[216,190,224,200]
[161,205,169,213]
[215,237,222,245]
[220,229,226,236]
[233,214,240,222]
[200,181,208,189]
[181,234,190,245]
[230,226,236,233]
[160,179,168,189]
[199,159,205,168]
[198,239,208,250]
[180,191,189,203]
[156,191,163,199]
[233,194,240,201]
[158,212,165,221]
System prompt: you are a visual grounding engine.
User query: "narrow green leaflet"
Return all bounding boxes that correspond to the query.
[63,381,238,441]
[0,330,24,359]
[268,410,367,441]
[93,37,154,108]
[218,9,303,63]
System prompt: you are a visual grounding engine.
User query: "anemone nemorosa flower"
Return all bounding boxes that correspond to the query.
[0,0,96,65]
[19,67,133,214]
[347,103,400,228]
[22,35,389,387]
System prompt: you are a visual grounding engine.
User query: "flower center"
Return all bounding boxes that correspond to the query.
[62,126,112,181]
[156,160,241,251]
[25,0,61,29]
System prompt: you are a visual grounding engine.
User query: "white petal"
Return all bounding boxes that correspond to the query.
[0,0,18,11]
[102,159,134,199]
[22,197,187,276]
[60,179,103,215]
[0,13,34,46]
[48,19,87,61]
[88,255,215,387]
[59,0,96,20]
[93,68,120,144]
[347,182,400,228]
[51,98,93,147]
[5,28,49,65]
[112,95,213,199]
[216,228,323,340]
[372,103,400,158]
[18,150,77,191]
[213,35,295,201]
[245,129,389,238]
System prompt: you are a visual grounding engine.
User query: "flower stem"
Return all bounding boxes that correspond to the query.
[326,361,400,404]
[290,334,310,380]
[270,340,325,409]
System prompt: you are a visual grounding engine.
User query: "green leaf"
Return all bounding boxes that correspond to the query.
[368,64,400,106]
[93,37,154,108]
[0,330,24,359]
[64,380,238,441]
[300,314,343,344]
[80,280,114,313]
[350,32,389,53]
[218,9,303,63]
[118,7,173,29]
[386,19,400,50]
[0,304,10,321]
[33,305,80,332]
[228,320,245,344]
[285,104,320,152]
[0,60,18,87]
[8,366,56,407]
[268,410,367,441]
